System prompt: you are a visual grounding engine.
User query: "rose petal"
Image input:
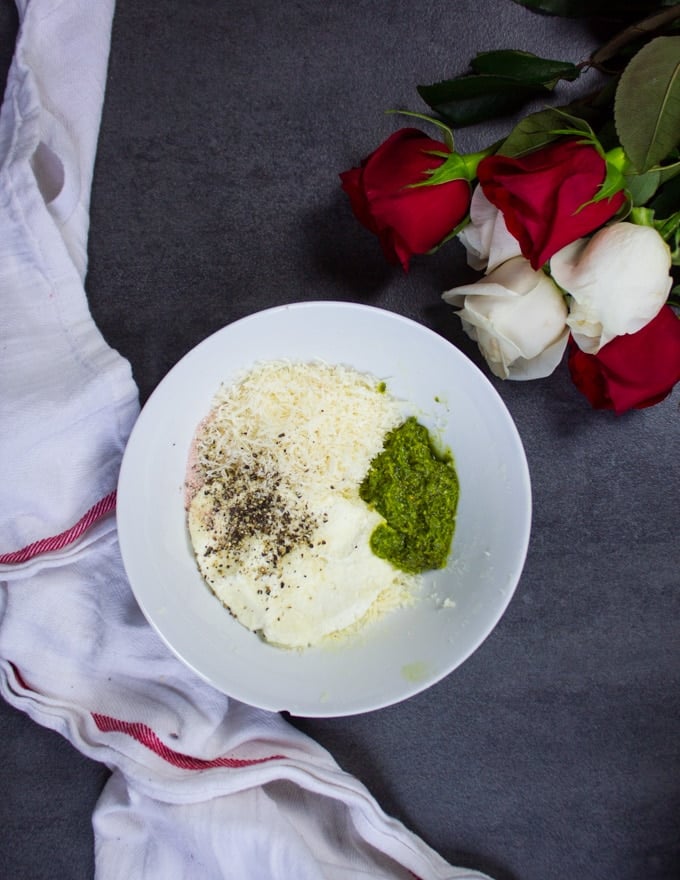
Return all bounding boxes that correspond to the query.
[444,255,543,305]
[507,329,570,380]
[477,138,626,269]
[445,256,569,380]
[458,185,522,273]
[340,128,471,271]
[552,223,672,354]
[568,305,680,412]
[457,303,524,378]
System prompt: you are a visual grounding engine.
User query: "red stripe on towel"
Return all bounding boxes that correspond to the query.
[0,491,117,564]
[92,713,286,768]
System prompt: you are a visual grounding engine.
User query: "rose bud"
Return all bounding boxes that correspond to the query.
[551,222,672,354]
[567,305,680,413]
[340,128,471,271]
[477,137,627,270]
[443,255,569,380]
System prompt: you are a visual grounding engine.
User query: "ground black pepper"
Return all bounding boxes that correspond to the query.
[202,461,318,575]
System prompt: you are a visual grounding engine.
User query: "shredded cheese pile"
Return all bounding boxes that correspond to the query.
[186,360,418,649]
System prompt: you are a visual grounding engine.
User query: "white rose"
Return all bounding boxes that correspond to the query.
[443,256,569,380]
[457,184,522,273]
[550,222,672,354]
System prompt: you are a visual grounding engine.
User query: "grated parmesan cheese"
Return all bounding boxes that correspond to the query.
[186,360,419,649]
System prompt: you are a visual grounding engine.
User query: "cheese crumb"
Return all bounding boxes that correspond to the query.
[186,360,419,648]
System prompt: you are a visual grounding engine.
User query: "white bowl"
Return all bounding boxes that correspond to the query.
[117,302,531,717]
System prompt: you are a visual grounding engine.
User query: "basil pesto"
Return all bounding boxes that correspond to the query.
[359,417,459,574]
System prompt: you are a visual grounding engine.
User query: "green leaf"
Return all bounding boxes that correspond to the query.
[659,219,680,265]
[470,50,580,87]
[498,107,593,156]
[657,208,680,238]
[417,75,548,128]
[625,161,680,204]
[614,35,680,172]
[626,169,662,204]
[649,165,680,215]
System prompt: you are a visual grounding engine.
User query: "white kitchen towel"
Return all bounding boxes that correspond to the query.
[0,2,492,878]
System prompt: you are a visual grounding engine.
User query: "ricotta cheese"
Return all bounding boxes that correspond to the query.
[186,360,417,648]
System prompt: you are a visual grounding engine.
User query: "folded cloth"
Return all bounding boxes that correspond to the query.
[0,2,493,878]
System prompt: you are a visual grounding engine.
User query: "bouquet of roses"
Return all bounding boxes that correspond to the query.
[340,0,680,413]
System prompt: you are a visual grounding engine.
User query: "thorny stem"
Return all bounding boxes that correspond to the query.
[587,6,680,71]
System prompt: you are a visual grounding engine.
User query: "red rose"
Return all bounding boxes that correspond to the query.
[340,128,471,271]
[477,138,627,270]
[567,305,680,413]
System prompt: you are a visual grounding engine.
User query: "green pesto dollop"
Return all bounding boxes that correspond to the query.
[359,416,459,574]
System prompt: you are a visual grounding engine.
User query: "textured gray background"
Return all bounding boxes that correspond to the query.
[1,2,679,879]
